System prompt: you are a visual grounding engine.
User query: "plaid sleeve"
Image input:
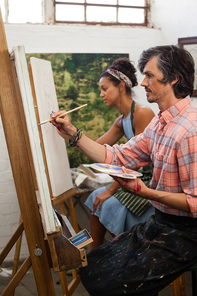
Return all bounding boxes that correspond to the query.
[178,132,197,217]
[104,133,150,169]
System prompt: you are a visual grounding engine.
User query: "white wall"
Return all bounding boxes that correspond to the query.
[0,120,25,255]
[151,0,197,108]
[5,24,161,114]
[1,0,197,259]
[151,0,197,45]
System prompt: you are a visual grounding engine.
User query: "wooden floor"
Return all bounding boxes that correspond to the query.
[0,260,194,296]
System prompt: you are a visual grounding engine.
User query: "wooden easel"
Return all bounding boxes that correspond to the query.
[0,9,88,296]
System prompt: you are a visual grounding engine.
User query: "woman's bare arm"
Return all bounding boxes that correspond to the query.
[96,116,124,145]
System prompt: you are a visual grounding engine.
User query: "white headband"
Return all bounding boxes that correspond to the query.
[106,68,133,88]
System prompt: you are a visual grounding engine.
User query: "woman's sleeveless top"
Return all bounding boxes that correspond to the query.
[117,100,153,217]
[121,100,135,140]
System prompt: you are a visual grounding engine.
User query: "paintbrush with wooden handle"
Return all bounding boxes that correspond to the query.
[37,104,87,126]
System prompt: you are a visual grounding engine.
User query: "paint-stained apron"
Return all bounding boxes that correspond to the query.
[80,210,197,296]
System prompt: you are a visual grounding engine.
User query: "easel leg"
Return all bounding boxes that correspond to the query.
[58,270,81,296]
[59,271,69,295]
[1,256,32,296]
[66,198,80,233]
[10,214,23,296]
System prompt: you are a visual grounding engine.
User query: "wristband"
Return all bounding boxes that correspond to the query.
[68,128,83,148]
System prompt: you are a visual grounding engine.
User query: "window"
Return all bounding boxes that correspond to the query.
[0,0,150,26]
[0,0,42,23]
[55,0,150,26]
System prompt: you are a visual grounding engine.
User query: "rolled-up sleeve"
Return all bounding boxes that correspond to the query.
[104,133,151,169]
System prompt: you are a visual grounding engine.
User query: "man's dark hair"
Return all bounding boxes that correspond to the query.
[138,45,195,98]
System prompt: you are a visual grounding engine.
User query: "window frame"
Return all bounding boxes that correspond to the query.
[54,0,150,26]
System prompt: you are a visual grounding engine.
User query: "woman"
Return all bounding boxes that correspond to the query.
[84,57,155,250]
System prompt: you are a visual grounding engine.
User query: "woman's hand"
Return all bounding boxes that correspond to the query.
[93,189,113,212]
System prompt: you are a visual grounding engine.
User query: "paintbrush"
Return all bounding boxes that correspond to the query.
[37,104,87,126]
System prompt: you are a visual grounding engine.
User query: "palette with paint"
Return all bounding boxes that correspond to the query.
[90,163,143,179]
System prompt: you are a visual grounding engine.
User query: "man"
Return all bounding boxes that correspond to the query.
[53,45,197,296]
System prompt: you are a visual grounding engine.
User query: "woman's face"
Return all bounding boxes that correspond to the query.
[99,77,120,107]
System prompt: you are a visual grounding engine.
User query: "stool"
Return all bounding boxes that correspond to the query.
[171,266,197,296]
[171,274,186,296]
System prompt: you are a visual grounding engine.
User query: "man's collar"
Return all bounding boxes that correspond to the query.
[158,96,191,123]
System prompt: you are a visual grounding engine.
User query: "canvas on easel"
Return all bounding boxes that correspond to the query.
[12,45,57,234]
[13,44,91,266]
[30,56,73,197]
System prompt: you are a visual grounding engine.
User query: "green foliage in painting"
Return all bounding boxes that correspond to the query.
[26,53,128,167]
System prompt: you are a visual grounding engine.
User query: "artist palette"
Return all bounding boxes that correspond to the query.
[90,163,143,179]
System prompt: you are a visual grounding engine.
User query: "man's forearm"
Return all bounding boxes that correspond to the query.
[145,187,190,212]
[115,177,191,212]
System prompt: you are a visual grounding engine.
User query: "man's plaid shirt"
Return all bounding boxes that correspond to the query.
[105,96,197,217]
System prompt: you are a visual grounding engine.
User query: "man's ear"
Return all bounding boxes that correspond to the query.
[170,77,179,86]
